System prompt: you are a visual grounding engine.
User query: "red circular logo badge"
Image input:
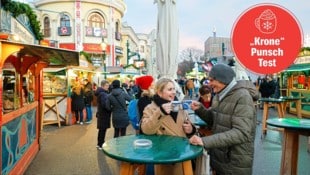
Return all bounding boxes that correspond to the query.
[231,3,303,74]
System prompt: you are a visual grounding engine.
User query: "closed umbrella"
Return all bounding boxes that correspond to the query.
[155,0,179,79]
[155,0,184,100]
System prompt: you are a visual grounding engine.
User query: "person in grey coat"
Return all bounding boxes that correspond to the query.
[189,63,259,175]
[106,80,133,138]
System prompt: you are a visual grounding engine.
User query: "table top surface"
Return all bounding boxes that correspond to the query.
[280,96,303,100]
[102,134,203,164]
[267,118,310,130]
[259,97,285,103]
[189,114,207,126]
[259,96,303,103]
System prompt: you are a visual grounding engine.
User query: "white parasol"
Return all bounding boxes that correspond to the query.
[154,0,183,100]
[155,0,179,79]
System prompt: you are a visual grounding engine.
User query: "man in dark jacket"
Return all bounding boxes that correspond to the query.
[94,80,111,150]
[190,63,258,175]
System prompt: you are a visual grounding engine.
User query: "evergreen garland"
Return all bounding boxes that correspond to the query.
[1,0,43,40]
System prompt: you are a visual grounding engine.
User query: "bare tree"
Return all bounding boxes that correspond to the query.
[177,47,204,77]
[179,47,204,62]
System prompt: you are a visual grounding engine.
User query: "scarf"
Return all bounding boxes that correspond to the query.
[212,78,237,108]
[153,94,178,122]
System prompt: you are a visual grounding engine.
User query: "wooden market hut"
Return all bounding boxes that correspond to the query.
[0,40,79,174]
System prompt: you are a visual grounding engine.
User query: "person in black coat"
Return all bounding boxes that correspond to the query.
[71,83,85,124]
[106,80,133,138]
[259,75,276,98]
[94,80,111,149]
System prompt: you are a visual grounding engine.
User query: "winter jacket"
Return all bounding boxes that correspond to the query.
[95,87,111,130]
[194,80,258,175]
[106,88,132,128]
[186,79,194,89]
[84,89,94,106]
[71,88,85,111]
[141,102,193,175]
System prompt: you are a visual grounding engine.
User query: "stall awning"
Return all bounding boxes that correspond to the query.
[19,44,79,66]
[1,41,79,66]
[284,63,310,72]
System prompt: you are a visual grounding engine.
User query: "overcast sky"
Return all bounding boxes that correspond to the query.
[123,0,310,51]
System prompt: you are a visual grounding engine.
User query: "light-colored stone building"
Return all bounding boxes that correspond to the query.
[32,0,157,76]
[33,0,126,68]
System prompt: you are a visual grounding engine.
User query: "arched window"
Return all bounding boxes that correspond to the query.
[115,21,120,40]
[88,12,105,28]
[60,14,70,27]
[43,16,51,37]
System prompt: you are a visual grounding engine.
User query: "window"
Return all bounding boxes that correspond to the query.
[140,46,145,53]
[60,14,70,27]
[115,21,119,33]
[43,17,51,37]
[115,21,121,40]
[87,12,105,28]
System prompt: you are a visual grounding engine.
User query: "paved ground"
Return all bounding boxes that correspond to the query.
[24,105,310,175]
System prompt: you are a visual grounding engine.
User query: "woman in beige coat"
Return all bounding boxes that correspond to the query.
[140,78,196,175]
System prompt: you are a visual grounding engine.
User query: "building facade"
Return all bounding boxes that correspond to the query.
[204,31,232,59]
[33,0,126,69]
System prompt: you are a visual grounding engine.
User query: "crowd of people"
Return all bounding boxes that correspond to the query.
[71,61,278,174]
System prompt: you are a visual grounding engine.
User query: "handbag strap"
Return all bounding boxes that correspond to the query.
[113,94,127,111]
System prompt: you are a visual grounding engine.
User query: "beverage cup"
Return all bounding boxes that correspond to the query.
[182,100,192,110]
[171,101,182,112]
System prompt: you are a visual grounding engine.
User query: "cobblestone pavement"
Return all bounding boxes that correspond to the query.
[25,105,310,175]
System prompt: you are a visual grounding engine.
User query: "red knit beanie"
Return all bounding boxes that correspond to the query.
[135,75,154,90]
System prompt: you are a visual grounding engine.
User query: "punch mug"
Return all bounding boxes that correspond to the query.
[182,100,192,110]
[171,101,181,112]
[255,9,277,34]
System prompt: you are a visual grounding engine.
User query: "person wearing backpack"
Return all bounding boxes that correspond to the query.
[94,80,111,150]
[131,75,154,134]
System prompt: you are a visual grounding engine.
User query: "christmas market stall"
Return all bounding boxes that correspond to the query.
[41,61,98,126]
[281,50,310,118]
[0,40,79,175]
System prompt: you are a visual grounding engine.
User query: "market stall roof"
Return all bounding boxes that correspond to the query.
[20,45,79,66]
[284,63,310,72]
[2,40,79,66]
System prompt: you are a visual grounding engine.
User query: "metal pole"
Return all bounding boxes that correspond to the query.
[126,40,130,65]
[103,52,107,79]
[101,37,107,79]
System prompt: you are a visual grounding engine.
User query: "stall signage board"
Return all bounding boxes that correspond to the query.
[295,56,310,64]
[232,3,302,74]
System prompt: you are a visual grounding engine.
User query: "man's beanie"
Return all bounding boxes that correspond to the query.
[135,75,154,90]
[209,63,236,85]
[111,80,121,88]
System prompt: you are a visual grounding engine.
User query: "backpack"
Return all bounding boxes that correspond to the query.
[128,99,140,130]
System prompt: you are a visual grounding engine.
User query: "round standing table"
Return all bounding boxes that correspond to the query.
[102,134,203,175]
